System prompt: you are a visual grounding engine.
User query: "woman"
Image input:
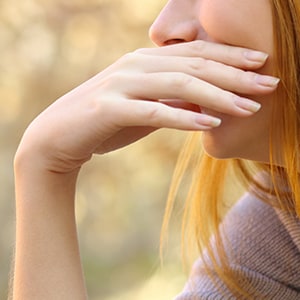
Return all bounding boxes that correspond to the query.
[11,0,300,299]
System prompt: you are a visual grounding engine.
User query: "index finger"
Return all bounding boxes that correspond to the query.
[135,40,269,70]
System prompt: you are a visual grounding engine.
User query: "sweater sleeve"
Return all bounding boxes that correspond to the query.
[174,193,300,300]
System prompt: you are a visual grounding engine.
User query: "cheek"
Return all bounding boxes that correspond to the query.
[199,0,273,55]
[198,0,274,161]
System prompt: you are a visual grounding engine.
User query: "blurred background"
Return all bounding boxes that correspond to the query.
[0,0,191,298]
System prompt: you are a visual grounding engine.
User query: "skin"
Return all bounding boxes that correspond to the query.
[150,0,275,161]
[12,0,278,299]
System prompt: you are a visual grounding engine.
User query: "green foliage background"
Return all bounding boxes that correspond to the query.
[0,0,190,298]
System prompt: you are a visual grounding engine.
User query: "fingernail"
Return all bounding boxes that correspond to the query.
[255,74,280,87]
[244,51,268,63]
[234,96,261,113]
[196,114,222,127]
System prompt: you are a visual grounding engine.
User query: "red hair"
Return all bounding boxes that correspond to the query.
[161,0,300,298]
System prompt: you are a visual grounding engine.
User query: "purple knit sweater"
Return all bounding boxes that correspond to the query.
[175,192,300,299]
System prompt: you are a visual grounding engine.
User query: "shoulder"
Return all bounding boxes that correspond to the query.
[222,193,300,275]
[175,193,300,300]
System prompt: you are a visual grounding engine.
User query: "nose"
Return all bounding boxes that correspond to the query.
[149,0,202,46]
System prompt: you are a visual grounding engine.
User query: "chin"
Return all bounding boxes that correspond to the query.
[202,145,234,160]
[201,131,237,160]
[201,131,271,163]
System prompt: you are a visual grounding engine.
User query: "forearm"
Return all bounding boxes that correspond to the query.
[9,39,275,299]
[12,154,87,300]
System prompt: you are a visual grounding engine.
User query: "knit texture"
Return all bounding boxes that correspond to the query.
[175,193,300,300]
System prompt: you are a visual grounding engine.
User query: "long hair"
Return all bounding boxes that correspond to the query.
[161,0,300,298]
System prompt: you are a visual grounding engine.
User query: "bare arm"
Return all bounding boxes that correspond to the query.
[13,161,87,299]
[11,41,278,299]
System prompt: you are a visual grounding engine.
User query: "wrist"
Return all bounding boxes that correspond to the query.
[14,138,81,180]
[14,144,80,210]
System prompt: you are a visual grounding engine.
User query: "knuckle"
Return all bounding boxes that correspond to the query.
[246,71,258,82]
[133,47,148,54]
[171,73,194,91]
[224,45,234,61]
[118,51,141,67]
[100,72,126,89]
[209,90,234,113]
[192,40,207,55]
[233,68,246,84]
[142,105,162,122]
[187,57,207,73]
[233,70,257,90]
[121,52,136,63]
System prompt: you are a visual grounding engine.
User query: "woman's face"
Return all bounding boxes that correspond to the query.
[149,0,274,162]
